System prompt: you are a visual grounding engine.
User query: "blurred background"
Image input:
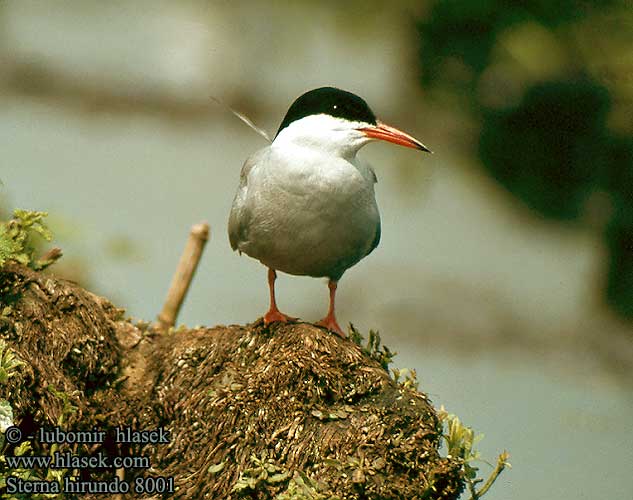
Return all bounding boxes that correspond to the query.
[1,0,632,497]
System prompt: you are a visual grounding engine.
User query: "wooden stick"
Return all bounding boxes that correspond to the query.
[36,247,63,269]
[157,222,210,331]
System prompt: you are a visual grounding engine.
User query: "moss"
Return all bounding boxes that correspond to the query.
[143,322,465,499]
[0,210,52,269]
[0,262,127,499]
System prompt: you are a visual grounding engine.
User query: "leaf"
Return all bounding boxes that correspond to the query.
[334,409,348,419]
[0,340,25,382]
[322,458,342,468]
[372,457,386,470]
[311,409,324,419]
[14,440,32,456]
[208,462,225,474]
[352,469,366,483]
[268,471,290,483]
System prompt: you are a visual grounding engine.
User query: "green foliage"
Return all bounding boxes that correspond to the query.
[275,471,339,500]
[0,438,69,500]
[479,79,613,220]
[605,182,633,317]
[0,210,52,269]
[232,451,291,494]
[419,0,506,86]
[0,440,34,493]
[232,453,340,499]
[391,367,419,391]
[208,461,225,474]
[350,326,508,498]
[0,384,78,499]
[349,324,509,498]
[348,324,395,371]
[45,386,78,427]
[0,339,24,385]
[437,407,482,479]
[0,340,22,450]
[231,452,340,500]
[438,407,510,499]
[419,0,617,88]
[418,1,633,319]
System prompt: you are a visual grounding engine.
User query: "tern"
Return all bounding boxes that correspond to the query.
[228,87,429,337]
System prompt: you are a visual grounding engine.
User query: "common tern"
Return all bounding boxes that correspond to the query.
[228,87,429,337]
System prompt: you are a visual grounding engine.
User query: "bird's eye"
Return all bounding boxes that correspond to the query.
[332,105,338,110]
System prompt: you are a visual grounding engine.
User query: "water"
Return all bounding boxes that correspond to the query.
[397,348,633,499]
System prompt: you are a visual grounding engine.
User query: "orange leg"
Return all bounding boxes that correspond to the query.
[316,280,345,337]
[263,268,295,325]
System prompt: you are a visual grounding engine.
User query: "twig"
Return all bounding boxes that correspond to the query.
[467,478,479,499]
[36,247,63,269]
[469,451,511,499]
[157,222,210,332]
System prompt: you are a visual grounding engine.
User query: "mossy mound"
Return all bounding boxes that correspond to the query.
[145,323,464,499]
[0,262,465,499]
[0,262,124,434]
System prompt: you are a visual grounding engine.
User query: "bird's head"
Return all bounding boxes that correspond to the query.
[273,87,430,158]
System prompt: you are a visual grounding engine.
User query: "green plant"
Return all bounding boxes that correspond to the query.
[0,339,24,384]
[0,383,79,499]
[229,453,340,499]
[351,325,509,498]
[391,367,419,390]
[0,210,53,269]
[0,340,23,450]
[232,451,290,493]
[437,406,510,500]
[275,470,339,500]
[348,324,395,370]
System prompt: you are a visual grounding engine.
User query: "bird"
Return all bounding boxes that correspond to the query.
[228,87,430,337]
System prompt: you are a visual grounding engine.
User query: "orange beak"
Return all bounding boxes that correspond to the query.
[359,121,431,153]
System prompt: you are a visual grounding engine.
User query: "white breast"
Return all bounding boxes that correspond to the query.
[229,143,380,280]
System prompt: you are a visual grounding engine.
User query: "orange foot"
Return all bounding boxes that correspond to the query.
[263,308,297,325]
[316,315,345,338]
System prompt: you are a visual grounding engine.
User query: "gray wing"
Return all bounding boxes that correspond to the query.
[367,218,381,256]
[228,149,265,252]
[368,164,378,184]
[366,163,380,255]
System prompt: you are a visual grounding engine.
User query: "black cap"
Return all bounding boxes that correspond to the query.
[276,87,377,137]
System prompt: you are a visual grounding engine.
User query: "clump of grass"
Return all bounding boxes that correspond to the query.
[348,324,395,370]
